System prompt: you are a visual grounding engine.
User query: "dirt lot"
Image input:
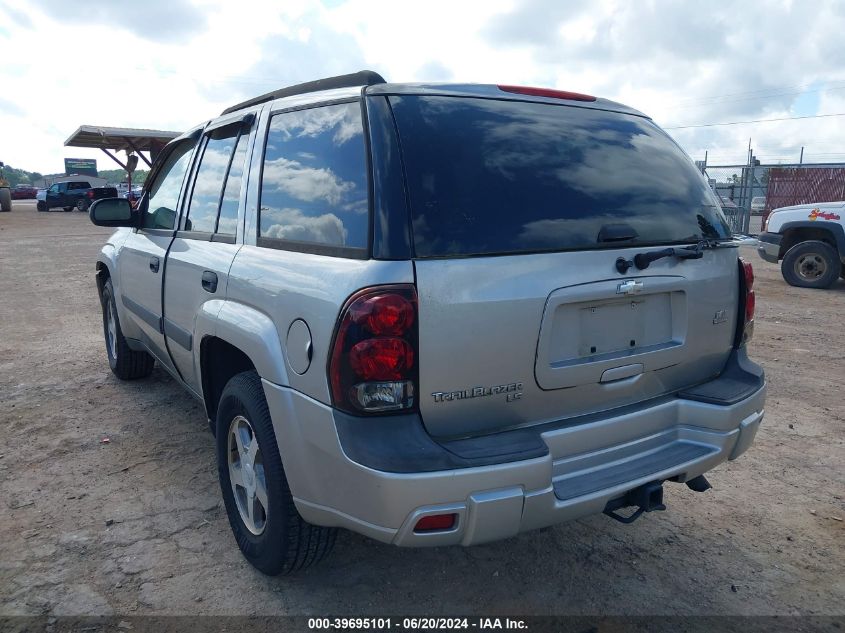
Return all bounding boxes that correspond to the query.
[1,199,843,617]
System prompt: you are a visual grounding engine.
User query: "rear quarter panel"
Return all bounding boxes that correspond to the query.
[225,247,414,401]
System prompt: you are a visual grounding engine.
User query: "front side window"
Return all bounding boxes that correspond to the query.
[258,101,368,251]
[142,140,196,230]
[48,184,59,193]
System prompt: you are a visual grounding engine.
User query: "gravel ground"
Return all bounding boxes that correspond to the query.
[1,200,843,617]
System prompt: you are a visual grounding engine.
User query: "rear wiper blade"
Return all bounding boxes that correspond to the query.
[615,239,739,273]
[616,240,710,274]
[695,237,740,249]
[633,245,702,270]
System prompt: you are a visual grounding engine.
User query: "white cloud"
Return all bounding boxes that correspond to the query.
[262,157,354,205]
[261,206,347,245]
[1,0,844,175]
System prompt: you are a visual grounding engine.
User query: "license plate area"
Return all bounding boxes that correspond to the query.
[575,294,671,359]
[536,277,688,390]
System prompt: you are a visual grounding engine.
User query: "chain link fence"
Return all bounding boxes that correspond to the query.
[701,161,845,236]
[703,165,757,235]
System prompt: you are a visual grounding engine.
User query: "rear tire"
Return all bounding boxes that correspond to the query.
[781,241,839,289]
[0,188,11,212]
[216,370,337,575]
[76,199,90,212]
[100,278,155,379]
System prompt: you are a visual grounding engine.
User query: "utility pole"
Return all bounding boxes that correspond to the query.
[799,147,804,164]
[743,139,753,234]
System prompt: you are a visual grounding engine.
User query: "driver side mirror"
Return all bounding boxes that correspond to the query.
[89,198,135,227]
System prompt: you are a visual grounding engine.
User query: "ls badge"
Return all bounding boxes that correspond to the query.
[713,309,728,324]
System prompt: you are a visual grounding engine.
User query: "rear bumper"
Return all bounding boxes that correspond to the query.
[757,232,781,263]
[263,353,766,547]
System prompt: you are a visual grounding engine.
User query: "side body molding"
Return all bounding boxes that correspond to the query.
[194,300,290,387]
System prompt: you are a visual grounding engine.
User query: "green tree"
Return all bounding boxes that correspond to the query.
[97,168,148,184]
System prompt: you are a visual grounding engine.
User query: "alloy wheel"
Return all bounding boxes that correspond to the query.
[227,415,268,535]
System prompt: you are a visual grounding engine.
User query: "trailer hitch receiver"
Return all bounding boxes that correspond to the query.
[603,480,667,524]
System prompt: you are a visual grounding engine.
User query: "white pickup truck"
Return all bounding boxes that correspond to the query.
[757,201,845,288]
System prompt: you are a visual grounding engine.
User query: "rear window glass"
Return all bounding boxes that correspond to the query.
[389,96,730,258]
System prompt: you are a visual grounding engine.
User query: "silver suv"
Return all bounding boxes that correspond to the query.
[89,71,766,575]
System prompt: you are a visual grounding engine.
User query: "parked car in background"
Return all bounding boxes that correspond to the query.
[77,186,120,212]
[717,192,739,216]
[122,186,144,203]
[38,180,117,212]
[11,184,38,199]
[758,201,845,288]
[751,196,766,215]
[87,72,765,575]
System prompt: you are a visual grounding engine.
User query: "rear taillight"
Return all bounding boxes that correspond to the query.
[87,190,94,199]
[498,84,596,102]
[737,258,755,346]
[329,285,418,414]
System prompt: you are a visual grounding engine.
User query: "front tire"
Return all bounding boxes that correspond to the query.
[216,371,336,575]
[37,201,47,212]
[100,278,155,379]
[781,240,839,289]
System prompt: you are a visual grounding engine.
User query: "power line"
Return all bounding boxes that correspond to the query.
[665,79,829,106]
[665,112,845,130]
[664,83,845,110]
[668,86,845,110]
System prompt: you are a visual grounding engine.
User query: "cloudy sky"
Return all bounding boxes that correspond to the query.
[1,0,844,175]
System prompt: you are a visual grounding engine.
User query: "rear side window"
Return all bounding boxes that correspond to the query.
[258,102,368,252]
[217,132,250,235]
[389,96,730,258]
[69,182,89,190]
[185,125,241,234]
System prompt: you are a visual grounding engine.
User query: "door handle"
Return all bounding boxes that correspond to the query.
[149,256,160,273]
[201,271,218,293]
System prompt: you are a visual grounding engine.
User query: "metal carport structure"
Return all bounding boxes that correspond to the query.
[64,125,180,189]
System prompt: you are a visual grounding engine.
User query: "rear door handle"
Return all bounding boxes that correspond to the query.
[201,271,218,293]
[149,256,160,273]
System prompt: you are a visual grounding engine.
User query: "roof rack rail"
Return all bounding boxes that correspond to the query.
[221,70,386,115]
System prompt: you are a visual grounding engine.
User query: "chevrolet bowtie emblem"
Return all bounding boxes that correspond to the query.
[617,280,644,295]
